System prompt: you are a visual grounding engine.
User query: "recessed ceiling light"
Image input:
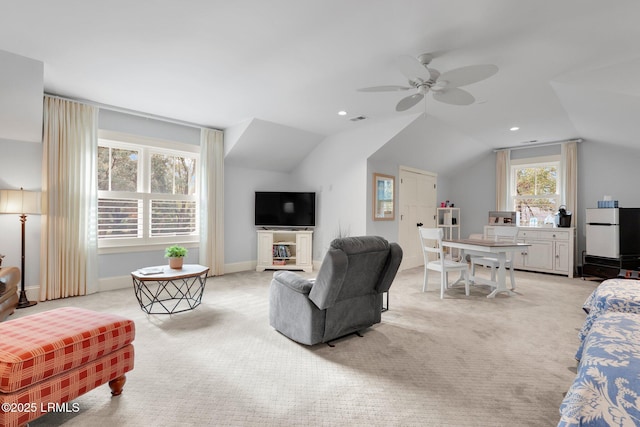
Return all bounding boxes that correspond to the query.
[338,110,347,116]
[510,126,520,131]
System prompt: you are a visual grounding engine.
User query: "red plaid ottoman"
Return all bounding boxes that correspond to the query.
[0,307,135,427]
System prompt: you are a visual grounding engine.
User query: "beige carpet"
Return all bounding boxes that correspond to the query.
[11,266,597,426]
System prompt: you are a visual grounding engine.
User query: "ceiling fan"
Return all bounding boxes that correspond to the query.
[357,53,498,111]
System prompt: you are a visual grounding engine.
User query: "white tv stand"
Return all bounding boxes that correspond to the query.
[256,229,313,272]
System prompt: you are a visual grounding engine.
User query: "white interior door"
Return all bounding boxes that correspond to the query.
[398,167,437,270]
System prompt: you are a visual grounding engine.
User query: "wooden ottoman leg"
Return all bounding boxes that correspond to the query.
[109,375,127,396]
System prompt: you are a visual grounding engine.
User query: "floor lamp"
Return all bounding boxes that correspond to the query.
[0,187,41,309]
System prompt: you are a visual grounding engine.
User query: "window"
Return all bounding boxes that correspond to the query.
[510,156,560,226]
[97,132,199,248]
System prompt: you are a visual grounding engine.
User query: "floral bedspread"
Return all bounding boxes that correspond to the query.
[576,278,640,361]
[559,311,640,426]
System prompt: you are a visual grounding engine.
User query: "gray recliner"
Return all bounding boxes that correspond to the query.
[269,236,402,345]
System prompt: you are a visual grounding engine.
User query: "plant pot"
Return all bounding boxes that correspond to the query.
[169,257,184,269]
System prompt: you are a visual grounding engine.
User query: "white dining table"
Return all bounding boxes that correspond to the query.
[442,238,530,298]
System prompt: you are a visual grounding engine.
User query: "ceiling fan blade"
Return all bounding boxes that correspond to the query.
[357,85,412,92]
[396,55,432,82]
[432,88,475,106]
[439,64,498,88]
[396,93,424,111]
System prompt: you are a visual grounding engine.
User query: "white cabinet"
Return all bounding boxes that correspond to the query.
[485,226,575,278]
[296,232,312,267]
[514,229,554,271]
[554,239,571,273]
[256,229,313,273]
[519,239,553,270]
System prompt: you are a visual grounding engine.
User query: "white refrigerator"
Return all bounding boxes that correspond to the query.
[585,208,620,258]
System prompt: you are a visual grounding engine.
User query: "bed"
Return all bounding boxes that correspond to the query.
[576,276,640,361]
[559,311,640,426]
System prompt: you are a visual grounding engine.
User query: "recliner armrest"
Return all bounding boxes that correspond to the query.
[375,243,403,294]
[0,267,19,297]
[272,271,314,295]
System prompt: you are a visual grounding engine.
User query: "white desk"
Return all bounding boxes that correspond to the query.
[442,239,529,298]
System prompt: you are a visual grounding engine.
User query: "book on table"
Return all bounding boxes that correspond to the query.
[137,267,164,275]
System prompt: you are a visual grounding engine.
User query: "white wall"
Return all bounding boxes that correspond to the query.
[99,110,201,146]
[6,101,640,293]
[448,144,562,238]
[97,110,202,284]
[0,50,43,142]
[0,138,42,294]
[578,141,640,210]
[576,141,640,259]
[446,151,494,238]
[447,140,640,268]
[366,113,487,243]
[1,109,206,289]
[449,144,561,239]
[224,164,292,271]
[289,115,418,260]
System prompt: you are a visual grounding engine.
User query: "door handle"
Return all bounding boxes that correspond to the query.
[417,222,423,227]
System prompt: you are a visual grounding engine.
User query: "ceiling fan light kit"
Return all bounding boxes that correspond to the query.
[358,53,498,112]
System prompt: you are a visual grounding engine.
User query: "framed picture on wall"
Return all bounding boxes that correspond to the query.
[373,173,395,221]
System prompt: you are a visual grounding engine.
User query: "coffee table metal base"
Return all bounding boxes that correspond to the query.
[131,264,210,314]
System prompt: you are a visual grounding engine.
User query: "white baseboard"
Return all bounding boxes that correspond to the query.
[91,260,310,293]
[224,260,320,274]
[98,275,131,292]
[224,261,256,274]
[106,266,282,290]
[34,259,316,298]
[22,286,39,303]
[95,264,254,293]
[18,281,130,302]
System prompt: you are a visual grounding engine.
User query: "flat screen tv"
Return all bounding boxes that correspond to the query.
[255,191,316,228]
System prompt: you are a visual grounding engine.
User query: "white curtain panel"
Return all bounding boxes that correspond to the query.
[495,149,510,211]
[40,96,98,300]
[561,141,578,226]
[199,128,224,276]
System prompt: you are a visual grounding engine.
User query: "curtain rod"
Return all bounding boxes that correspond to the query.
[493,138,583,152]
[44,92,221,131]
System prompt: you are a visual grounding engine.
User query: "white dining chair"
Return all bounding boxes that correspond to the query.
[470,226,519,290]
[418,227,469,299]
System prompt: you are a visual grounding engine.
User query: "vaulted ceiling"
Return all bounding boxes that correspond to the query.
[1,1,639,170]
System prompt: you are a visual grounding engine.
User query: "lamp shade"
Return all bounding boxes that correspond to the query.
[0,189,41,214]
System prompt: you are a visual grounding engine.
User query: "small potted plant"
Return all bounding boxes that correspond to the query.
[165,245,187,269]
